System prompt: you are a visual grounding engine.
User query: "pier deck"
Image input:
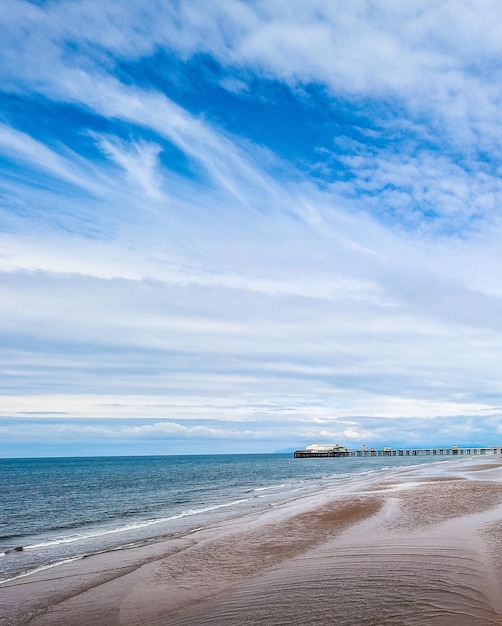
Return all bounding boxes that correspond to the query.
[294,447,502,458]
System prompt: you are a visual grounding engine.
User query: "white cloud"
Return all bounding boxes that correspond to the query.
[3,1,502,452]
[93,135,166,201]
[0,123,103,194]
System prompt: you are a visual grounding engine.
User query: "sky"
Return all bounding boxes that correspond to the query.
[2,0,502,457]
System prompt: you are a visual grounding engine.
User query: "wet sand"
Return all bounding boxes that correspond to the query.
[2,457,502,626]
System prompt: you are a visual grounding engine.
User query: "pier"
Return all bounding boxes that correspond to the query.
[294,446,502,458]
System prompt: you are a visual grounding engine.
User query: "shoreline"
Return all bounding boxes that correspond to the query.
[2,457,502,625]
[0,454,456,585]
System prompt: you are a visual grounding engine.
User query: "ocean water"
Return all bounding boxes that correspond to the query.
[0,453,456,584]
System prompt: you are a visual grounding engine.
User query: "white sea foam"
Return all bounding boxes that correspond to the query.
[253,484,289,492]
[0,556,82,585]
[24,499,250,550]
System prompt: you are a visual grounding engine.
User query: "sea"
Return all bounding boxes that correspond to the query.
[0,453,457,584]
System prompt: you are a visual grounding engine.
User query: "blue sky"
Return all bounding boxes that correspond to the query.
[2,0,502,456]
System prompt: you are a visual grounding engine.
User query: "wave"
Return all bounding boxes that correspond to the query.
[0,556,82,585]
[23,498,250,551]
[253,483,290,492]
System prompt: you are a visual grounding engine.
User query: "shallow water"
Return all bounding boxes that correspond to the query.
[0,454,475,583]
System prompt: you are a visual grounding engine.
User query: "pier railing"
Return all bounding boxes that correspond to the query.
[294,447,502,458]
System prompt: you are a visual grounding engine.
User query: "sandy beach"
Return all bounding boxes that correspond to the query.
[2,457,502,626]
